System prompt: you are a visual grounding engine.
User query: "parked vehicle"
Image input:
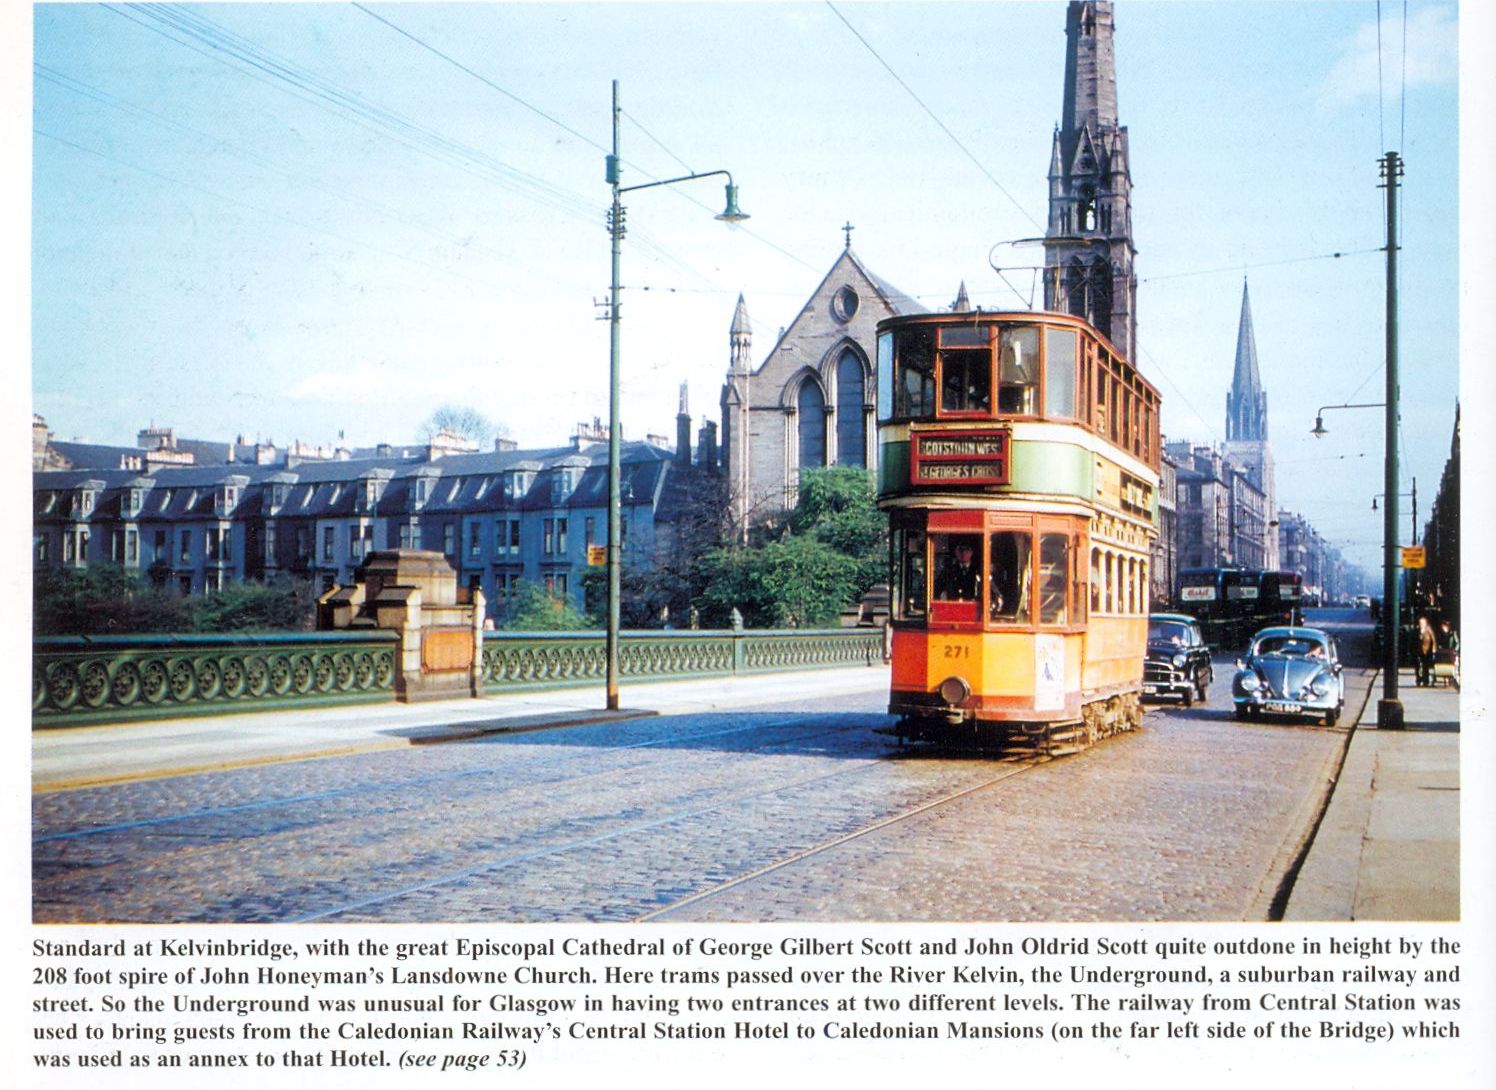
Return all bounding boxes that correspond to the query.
[1232,626,1345,726]
[1143,613,1213,706]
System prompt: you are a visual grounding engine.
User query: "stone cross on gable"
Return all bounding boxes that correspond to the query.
[842,221,855,250]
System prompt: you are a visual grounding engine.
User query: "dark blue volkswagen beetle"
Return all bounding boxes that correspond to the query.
[1232,626,1345,726]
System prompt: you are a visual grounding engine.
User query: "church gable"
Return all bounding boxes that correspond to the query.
[746,249,912,406]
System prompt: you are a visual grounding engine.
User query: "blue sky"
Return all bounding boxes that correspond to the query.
[25,1,1467,572]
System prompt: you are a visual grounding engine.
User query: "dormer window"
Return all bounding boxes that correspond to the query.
[126,488,142,516]
[447,479,461,502]
[415,478,430,504]
[272,483,289,507]
[328,484,342,505]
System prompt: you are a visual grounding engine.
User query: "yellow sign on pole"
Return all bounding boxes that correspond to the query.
[587,544,607,567]
[1401,546,1426,569]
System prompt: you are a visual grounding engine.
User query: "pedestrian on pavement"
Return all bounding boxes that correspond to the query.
[1439,619,1460,652]
[1415,614,1437,686]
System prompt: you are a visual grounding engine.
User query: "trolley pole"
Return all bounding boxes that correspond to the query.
[1378,150,1404,729]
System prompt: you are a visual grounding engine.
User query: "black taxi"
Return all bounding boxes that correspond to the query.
[1143,613,1214,707]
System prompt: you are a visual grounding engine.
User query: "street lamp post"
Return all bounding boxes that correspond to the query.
[1309,402,1385,438]
[604,79,747,710]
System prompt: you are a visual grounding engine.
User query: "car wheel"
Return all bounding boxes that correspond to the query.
[1181,685,1194,709]
[1233,704,1251,722]
[1324,706,1340,727]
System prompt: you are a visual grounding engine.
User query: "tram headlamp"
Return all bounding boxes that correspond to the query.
[938,676,972,706]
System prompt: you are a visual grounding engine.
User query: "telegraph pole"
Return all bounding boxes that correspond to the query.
[1378,150,1404,729]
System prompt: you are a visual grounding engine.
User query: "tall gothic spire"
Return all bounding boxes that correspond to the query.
[1226,279,1268,441]
[1043,1,1137,362]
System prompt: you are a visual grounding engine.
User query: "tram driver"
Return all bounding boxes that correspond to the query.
[934,536,982,601]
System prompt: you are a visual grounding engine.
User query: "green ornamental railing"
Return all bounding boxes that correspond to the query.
[480,628,884,689]
[34,627,885,727]
[33,632,401,728]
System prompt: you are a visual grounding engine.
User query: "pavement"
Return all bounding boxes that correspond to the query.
[29,666,891,792]
[31,661,1461,922]
[1283,665,1460,921]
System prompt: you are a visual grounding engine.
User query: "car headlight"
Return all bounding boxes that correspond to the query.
[1240,673,1261,692]
[1310,675,1334,698]
[1172,653,1188,668]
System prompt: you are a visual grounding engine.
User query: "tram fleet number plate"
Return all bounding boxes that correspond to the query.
[910,429,1010,485]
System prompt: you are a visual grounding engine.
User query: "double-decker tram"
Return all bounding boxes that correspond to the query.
[875,309,1161,753]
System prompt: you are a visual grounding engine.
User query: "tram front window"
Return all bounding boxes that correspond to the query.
[939,349,991,414]
[999,326,1039,415]
[989,531,1032,623]
[932,534,983,601]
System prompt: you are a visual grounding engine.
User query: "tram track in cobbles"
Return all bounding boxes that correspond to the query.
[284,745,1051,924]
[32,711,898,921]
[32,707,1071,923]
[33,711,865,842]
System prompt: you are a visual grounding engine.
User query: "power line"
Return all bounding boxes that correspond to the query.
[1140,246,1381,283]
[34,62,566,285]
[35,127,490,288]
[825,1,1042,232]
[351,2,607,155]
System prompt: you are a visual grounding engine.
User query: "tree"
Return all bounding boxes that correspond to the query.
[420,403,507,444]
[33,567,317,635]
[498,579,595,631]
[691,467,886,628]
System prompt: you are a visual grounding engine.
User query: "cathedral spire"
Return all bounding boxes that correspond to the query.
[1043,2,1136,362]
[1226,278,1268,441]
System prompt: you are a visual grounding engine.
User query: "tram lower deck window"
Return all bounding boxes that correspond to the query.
[989,531,1032,623]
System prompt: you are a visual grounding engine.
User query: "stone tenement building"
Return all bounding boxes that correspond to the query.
[33,418,709,622]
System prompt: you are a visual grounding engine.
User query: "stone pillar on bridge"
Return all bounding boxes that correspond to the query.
[318,549,483,702]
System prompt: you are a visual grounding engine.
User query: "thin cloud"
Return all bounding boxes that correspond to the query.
[1318,5,1457,109]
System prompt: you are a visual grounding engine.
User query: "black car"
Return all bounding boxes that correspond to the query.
[1143,613,1213,706]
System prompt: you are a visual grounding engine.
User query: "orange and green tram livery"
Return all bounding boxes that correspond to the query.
[876,309,1161,752]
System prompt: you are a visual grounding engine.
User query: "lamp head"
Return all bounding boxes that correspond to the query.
[715,183,750,223]
[1311,415,1327,438]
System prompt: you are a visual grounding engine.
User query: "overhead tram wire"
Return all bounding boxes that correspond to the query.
[106,4,600,226]
[1140,246,1382,283]
[826,1,1044,233]
[34,128,492,289]
[348,3,782,287]
[351,2,608,154]
[33,63,567,284]
[111,4,741,296]
[359,1,821,276]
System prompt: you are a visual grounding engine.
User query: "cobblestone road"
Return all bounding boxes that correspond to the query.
[33,664,1369,924]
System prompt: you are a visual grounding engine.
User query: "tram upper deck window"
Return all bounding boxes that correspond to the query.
[998,326,1039,415]
[891,325,936,419]
[1043,328,1077,418]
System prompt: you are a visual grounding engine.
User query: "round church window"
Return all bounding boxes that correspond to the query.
[832,285,860,322]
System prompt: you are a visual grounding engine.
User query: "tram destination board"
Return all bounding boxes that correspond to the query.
[909,428,1010,486]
